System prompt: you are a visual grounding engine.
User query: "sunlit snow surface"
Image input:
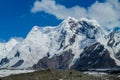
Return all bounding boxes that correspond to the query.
[84,71,107,77]
[0,69,34,77]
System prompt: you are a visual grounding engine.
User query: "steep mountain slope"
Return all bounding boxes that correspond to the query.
[0,17,120,70]
[0,38,22,59]
[107,30,120,59]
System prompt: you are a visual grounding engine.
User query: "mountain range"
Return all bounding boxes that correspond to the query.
[0,17,120,70]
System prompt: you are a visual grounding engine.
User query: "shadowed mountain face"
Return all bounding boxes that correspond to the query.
[107,31,120,60]
[71,42,118,70]
[33,42,118,70]
[0,17,120,70]
[33,49,74,70]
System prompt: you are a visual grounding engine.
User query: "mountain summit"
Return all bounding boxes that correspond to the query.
[0,17,120,70]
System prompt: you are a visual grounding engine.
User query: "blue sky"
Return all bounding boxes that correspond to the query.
[0,0,120,41]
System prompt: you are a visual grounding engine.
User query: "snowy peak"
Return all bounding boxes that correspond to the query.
[63,17,100,29]
[0,38,22,59]
[80,18,100,28]
[5,38,21,51]
[27,17,102,43]
[30,26,40,32]
[8,38,23,45]
[60,17,102,37]
[27,26,41,36]
[60,17,80,33]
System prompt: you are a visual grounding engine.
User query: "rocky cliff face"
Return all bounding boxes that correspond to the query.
[0,17,120,70]
[33,49,74,70]
[71,42,118,70]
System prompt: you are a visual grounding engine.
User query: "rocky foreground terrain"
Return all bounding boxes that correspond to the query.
[0,70,120,80]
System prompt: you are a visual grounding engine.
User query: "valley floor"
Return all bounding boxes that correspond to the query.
[0,69,120,80]
[0,69,34,77]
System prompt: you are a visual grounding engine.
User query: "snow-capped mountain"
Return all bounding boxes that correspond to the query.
[0,38,22,59]
[0,17,120,70]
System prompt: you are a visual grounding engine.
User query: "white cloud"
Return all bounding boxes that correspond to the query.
[31,0,87,19]
[88,0,120,28]
[31,0,120,29]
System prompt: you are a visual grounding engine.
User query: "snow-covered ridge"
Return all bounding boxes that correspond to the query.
[0,38,23,59]
[0,17,120,70]
[80,18,100,27]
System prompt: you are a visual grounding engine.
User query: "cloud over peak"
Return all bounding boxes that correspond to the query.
[31,0,120,29]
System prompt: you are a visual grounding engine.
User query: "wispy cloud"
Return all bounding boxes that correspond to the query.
[31,0,120,29]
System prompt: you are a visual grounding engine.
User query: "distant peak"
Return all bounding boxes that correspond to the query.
[61,17,78,27]
[80,18,100,28]
[63,17,100,28]
[67,17,78,22]
[9,38,18,42]
[10,37,24,42]
[32,26,40,31]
